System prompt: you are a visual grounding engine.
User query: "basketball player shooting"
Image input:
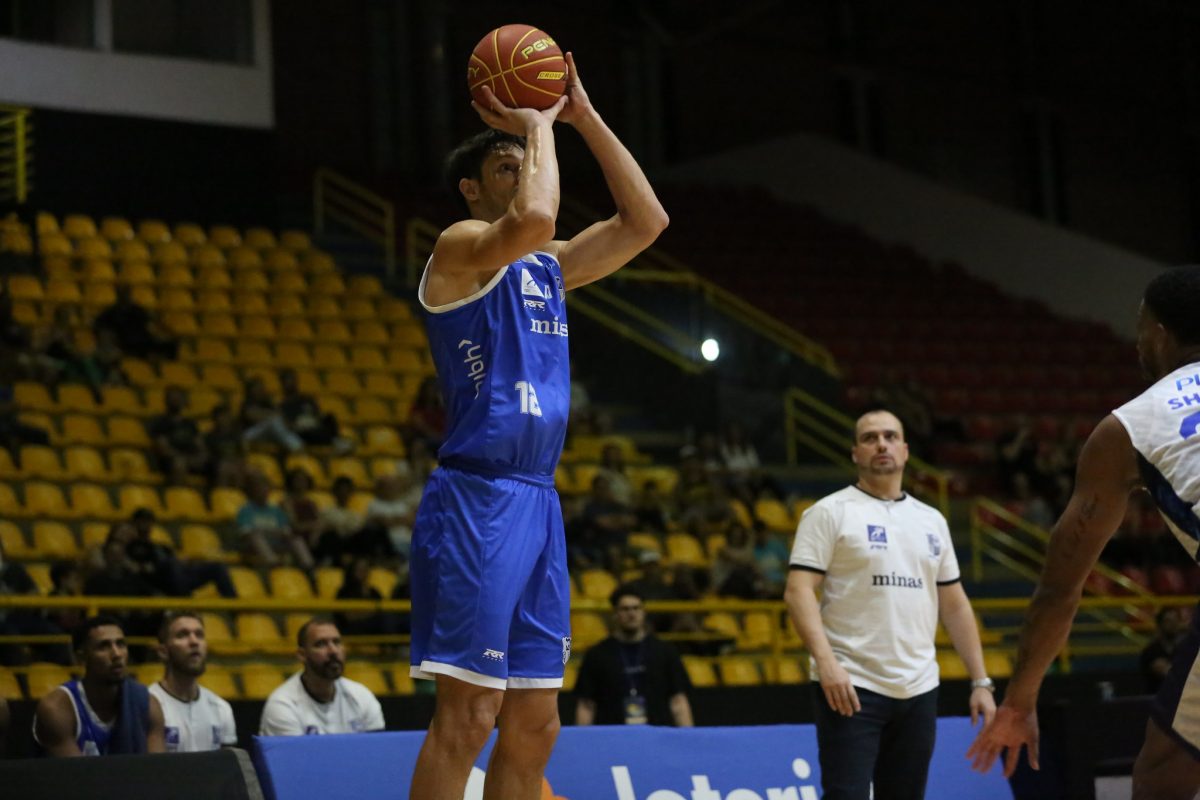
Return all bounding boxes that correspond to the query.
[967,266,1200,800]
[407,50,668,800]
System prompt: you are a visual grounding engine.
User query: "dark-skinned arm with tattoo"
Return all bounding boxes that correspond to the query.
[967,415,1140,776]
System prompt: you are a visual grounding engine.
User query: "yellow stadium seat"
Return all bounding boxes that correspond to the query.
[199,313,238,340]
[44,279,82,305]
[276,318,313,342]
[26,482,72,519]
[703,612,742,642]
[765,657,807,685]
[363,373,402,399]
[236,315,273,340]
[378,298,411,322]
[239,663,286,700]
[100,217,134,242]
[344,663,389,696]
[167,222,203,247]
[353,321,389,345]
[390,324,427,348]
[739,612,776,651]
[108,448,159,485]
[270,567,314,601]
[754,498,795,533]
[264,249,298,272]
[198,664,239,700]
[180,525,233,562]
[162,487,210,521]
[279,230,311,252]
[209,225,242,249]
[191,337,233,364]
[271,272,306,294]
[0,521,33,559]
[81,259,116,283]
[159,362,198,387]
[19,445,65,480]
[311,344,346,370]
[210,488,246,522]
[386,348,422,373]
[228,246,263,271]
[234,270,269,293]
[233,292,268,316]
[315,320,351,343]
[243,227,277,250]
[158,264,194,288]
[362,427,404,457]
[704,534,727,562]
[350,346,385,371]
[196,289,232,314]
[137,219,172,244]
[718,658,763,687]
[283,613,310,646]
[683,657,718,688]
[327,457,370,489]
[237,614,287,653]
[984,649,1013,678]
[75,237,112,260]
[311,274,346,295]
[324,371,362,398]
[271,342,308,369]
[352,397,391,426]
[195,266,232,289]
[62,214,97,239]
[80,522,110,551]
[198,365,240,394]
[7,274,42,302]
[117,485,165,518]
[27,663,73,700]
[229,566,266,599]
[39,233,73,258]
[342,298,375,321]
[25,563,52,593]
[270,294,305,317]
[232,340,271,367]
[347,275,383,298]
[387,665,415,696]
[580,569,619,602]
[69,483,120,520]
[666,533,707,567]
[59,414,105,447]
[937,650,970,680]
[36,212,60,236]
[153,241,189,266]
[14,381,54,411]
[199,613,239,652]
[106,415,150,448]
[0,667,23,700]
[283,454,328,488]
[168,311,199,337]
[81,281,116,308]
[302,250,335,273]
[0,448,17,479]
[116,239,152,263]
[17,413,56,445]
[307,297,341,319]
[569,612,609,651]
[315,567,343,599]
[367,567,397,597]
[627,533,663,558]
[0,484,27,518]
[10,300,38,325]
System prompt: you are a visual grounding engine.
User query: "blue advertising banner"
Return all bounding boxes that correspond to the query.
[253,718,1011,800]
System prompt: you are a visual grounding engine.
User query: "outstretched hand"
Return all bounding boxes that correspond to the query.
[556,52,594,126]
[471,85,567,135]
[966,704,1039,777]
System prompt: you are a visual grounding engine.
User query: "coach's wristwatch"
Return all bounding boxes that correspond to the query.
[970,677,995,692]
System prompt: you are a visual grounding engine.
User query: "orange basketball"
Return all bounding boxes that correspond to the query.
[468,24,566,111]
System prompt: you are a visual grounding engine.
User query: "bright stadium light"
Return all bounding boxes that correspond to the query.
[701,338,720,362]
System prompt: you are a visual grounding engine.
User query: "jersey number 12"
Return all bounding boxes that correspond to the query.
[515,381,543,417]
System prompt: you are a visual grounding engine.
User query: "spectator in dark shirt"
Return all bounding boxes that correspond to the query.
[124,508,236,598]
[92,284,177,361]
[146,386,207,485]
[239,377,303,452]
[333,558,386,636]
[1142,607,1186,694]
[279,369,352,452]
[581,474,639,572]
[0,535,46,665]
[84,533,159,642]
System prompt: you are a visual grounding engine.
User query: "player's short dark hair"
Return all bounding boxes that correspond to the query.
[444,129,526,210]
[1144,265,1200,346]
[609,585,645,608]
[296,615,338,648]
[158,611,204,643]
[73,615,125,652]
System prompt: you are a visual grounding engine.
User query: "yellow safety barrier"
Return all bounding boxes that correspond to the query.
[0,104,33,204]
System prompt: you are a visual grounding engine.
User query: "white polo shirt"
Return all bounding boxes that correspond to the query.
[149,682,237,752]
[258,672,385,736]
[789,485,960,699]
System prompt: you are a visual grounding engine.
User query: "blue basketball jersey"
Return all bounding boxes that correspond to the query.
[63,680,113,756]
[419,250,570,478]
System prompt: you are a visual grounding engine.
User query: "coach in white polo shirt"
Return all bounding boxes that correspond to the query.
[259,617,385,736]
[785,409,995,800]
[149,612,237,752]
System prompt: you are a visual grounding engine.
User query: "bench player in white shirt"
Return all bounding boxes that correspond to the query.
[259,617,384,736]
[786,410,995,800]
[970,265,1200,800]
[149,612,237,752]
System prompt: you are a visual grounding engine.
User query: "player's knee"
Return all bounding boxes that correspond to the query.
[500,711,560,761]
[433,693,501,752]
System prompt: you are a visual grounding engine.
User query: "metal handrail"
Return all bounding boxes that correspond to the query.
[313,167,396,279]
[0,105,32,203]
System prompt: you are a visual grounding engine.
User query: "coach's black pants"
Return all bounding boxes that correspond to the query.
[814,685,939,800]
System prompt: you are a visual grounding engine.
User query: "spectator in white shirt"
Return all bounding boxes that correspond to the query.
[149,612,236,752]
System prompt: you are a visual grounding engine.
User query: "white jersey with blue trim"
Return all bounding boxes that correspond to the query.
[418,250,569,480]
[1112,361,1200,560]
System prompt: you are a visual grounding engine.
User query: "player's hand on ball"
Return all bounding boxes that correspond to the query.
[472,85,568,135]
[557,52,594,126]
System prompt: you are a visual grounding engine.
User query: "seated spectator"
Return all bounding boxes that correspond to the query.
[0,383,50,467]
[236,471,314,569]
[279,368,354,453]
[596,443,635,507]
[624,551,675,633]
[1142,607,1186,694]
[33,616,166,755]
[752,524,790,597]
[46,561,86,656]
[312,476,362,564]
[365,475,415,561]
[92,284,177,361]
[149,612,237,752]
[0,535,59,666]
[996,416,1037,495]
[334,558,387,636]
[674,449,716,514]
[146,385,208,485]
[0,289,34,377]
[580,474,639,572]
[634,479,672,533]
[711,523,761,599]
[84,531,160,643]
[405,376,445,451]
[258,617,385,735]
[239,377,303,453]
[125,508,236,598]
[204,403,248,488]
[280,468,322,554]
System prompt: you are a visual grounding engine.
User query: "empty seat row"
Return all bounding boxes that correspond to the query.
[36,213,313,253]
[178,340,426,373]
[7,275,374,308]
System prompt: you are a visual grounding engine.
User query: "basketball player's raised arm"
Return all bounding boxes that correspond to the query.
[432,89,568,279]
[968,414,1138,776]
[546,53,669,290]
[33,691,83,757]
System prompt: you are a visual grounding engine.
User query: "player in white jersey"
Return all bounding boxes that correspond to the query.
[259,617,384,736]
[786,410,995,800]
[148,612,236,752]
[969,265,1200,799]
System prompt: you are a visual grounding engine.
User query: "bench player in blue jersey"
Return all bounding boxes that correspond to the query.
[408,51,668,800]
[968,265,1200,799]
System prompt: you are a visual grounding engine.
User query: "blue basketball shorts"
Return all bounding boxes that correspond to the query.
[1151,605,1200,759]
[409,465,571,690]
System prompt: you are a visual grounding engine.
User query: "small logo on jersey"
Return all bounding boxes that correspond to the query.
[165,727,180,749]
[867,525,888,549]
[529,317,569,337]
[523,298,546,310]
[521,268,547,299]
[483,648,505,662]
[872,572,925,589]
[926,532,942,559]
[1181,409,1200,440]
[562,636,572,665]
[304,725,320,735]
[554,273,565,301]
[212,726,222,747]
[350,720,365,732]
